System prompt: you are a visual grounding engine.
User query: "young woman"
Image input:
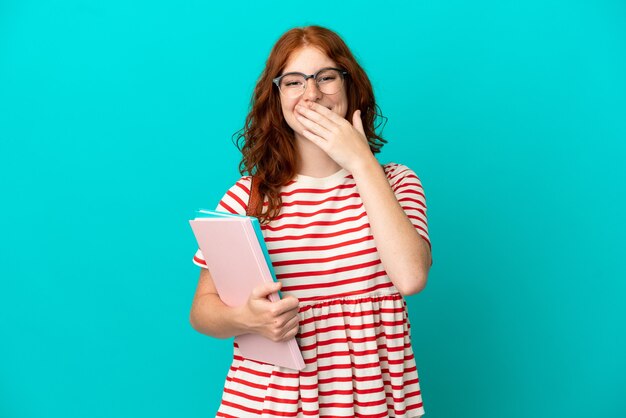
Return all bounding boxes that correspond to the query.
[190,25,432,417]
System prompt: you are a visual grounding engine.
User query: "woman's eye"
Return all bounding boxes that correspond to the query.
[317,69,339,83]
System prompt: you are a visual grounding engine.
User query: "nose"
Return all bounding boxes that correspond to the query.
[303,78,322,102]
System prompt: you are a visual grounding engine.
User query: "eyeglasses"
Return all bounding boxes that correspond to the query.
[273,67,348,98]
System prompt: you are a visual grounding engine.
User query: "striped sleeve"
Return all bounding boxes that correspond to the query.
[192,176,252,269]
[385,163,431,250]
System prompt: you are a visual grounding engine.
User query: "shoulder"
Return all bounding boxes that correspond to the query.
[215,176,253,215]
[232,175,253,194]
[382,162,422,186]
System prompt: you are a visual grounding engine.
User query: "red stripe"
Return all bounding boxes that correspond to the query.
[406,402,425,411]
[300,331,408,351]
[389,389,422,403]
[281,193,361,207]
[407,219,427,235]
[218,201,238,215]
[312,345,410,360]
[397,197,426,208]
[385,343,412,352]
[277,259,382,280]
[387,166,409,184]
[407,219,428,236]
[261,408,303,417]
[383,164,398,177]
[392,181,422,193]
[262,395,300,405]
[383,163,399,177]
[354,411,391,418]
[270,203,364,222]
[394,400,425,415]
[406,205,427,216]
[220,399,261,415]
[397,189,426,201]
[264,210,367,232]
[234,179,251,195]
[282,270,387,293]
[298,293,403,312]
[319,397,387,408]
[265,222,370,242]
[399,173,420,183]
[296,282,395,303]
[269,235,374,254]
[225,189,246,211]
[299,305,406,325]
[299,317,407,339]
[225,376,270,391]
[223,387,264,403]
[192,255,206,266]
[274,247,377,267]
[267,382,299,391]
[406,213,426,222]
[233,364,271,378]
[306,343,412,361]
[402,377,420,387]
[305,359,375,369]
[390,169,418,183]
[216,413,239,418]
[297,365,415,381]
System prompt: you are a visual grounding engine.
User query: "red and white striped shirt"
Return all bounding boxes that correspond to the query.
[194,163,430,417]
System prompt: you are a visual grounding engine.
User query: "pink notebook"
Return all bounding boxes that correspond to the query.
[189,211,305,371]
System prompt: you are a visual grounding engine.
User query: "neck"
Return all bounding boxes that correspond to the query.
[295,133,342,178]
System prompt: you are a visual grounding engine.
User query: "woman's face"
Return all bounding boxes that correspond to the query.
[278,46,348,137]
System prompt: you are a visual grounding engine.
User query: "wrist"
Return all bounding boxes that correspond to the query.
[229,303,253,336]
[348,155,382,180]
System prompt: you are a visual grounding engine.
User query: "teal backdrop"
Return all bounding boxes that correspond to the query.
[1,0,625,417]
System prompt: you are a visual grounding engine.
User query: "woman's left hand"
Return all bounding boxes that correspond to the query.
[295,102,377,173]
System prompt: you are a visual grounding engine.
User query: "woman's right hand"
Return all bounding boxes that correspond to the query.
[240,281,300,342]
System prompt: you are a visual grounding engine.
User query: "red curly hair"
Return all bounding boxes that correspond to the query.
[235,26,386,223]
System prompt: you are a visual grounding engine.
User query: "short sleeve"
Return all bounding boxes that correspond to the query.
[385,163,431,251]
[192,176,252,269]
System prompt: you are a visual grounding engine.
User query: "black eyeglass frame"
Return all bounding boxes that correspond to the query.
[272,67,348,95]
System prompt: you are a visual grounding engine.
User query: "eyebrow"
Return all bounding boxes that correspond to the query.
[280,65,338,75]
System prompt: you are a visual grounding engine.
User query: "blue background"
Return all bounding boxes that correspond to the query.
[1,0,625,417]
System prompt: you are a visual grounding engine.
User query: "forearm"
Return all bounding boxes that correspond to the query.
[190,293,250,339]
[351,157,431,295]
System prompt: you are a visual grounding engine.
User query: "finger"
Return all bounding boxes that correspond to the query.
[276,315,300,341]
[251,281,282,299]
[274,298,300,316]
[301,129,329,151]
[268,296,299,318]
[352,109,366,137]
[283,318,300,340]
[296,114,331,138]
[296,104,338,129]
[283,314,300,333]
[281,295,300,310]
[281,305,300,320]
[274,306,299,327]
[306,102,345,125]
